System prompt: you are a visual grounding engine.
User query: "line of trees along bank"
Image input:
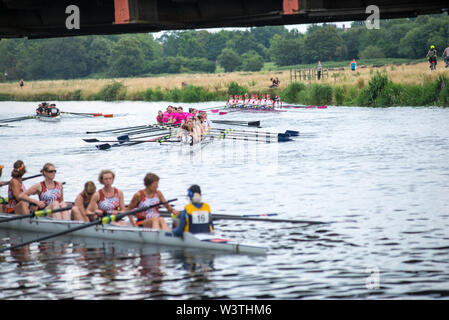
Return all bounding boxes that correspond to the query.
[0,14,448,81]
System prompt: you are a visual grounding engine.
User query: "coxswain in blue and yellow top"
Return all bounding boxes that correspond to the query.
[173,185,213,236]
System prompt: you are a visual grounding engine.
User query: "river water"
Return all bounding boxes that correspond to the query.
[0,101,448,300]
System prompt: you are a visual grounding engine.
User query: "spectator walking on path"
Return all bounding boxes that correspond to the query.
[442,44,449,68]
[350,59,357,71]
[317,61,322,80]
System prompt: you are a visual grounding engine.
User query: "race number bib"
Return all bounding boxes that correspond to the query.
[191,211,209,224]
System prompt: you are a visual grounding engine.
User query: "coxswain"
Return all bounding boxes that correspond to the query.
[19,163,70,220]
[71,181,96,222]
[127,173,179,230]
[86,170,128,226]
[173,185,213,236]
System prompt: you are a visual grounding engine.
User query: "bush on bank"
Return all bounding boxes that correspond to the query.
[281,72,449,107]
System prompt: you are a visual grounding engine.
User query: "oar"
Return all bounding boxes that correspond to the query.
[61,111,102,116]
[86,124,150,134]
[117,130,172,142]
[3,174,43,185]
[211,127,299,137]
[159,211,325,225]
[0,206,73,224]
[0,199,177,252]
[212,120,261,127]
[0,115,34,123]
[96,134,174,150]
[116,124,179,136]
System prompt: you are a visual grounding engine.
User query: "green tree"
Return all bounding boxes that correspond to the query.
[268,34,303,66]
[240,51,264,71]
[88,37,113,74]
[217,48,241,72]
[303,26,347,63]
[359,45,385,59]
[109,38,145,77]
[177,31,207,59]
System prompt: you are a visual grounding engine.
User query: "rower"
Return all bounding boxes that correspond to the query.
[86,169,128,226]
[4,161,33,214]
[0,164,5,213]
[49,104,60,116]
[173,185,213,237]
[71,181,96,222]
[176,123,193,145]
[156,110,163,125]
[274,95,282,108]
[238,95,243,107]
[127,173,179,230]
[226,95,233,107]
[266,94,274,109]
[243,93,250,107]
[162,106,174,124]
[18,163,70,220]
[233,95,239,107]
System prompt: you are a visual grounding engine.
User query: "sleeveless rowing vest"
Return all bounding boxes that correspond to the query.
[7,179,25,213]
[39,181,62,206]
[98,188,120,213]
[183,202,213,234]
[136,190,160,225]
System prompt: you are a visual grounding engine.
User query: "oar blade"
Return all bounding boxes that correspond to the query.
[96,143,111,150]
[83,138,100,143]
[285,130,300,136]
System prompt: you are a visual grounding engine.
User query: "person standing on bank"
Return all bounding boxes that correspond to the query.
[317,61,322,80]
[19,79,24,89]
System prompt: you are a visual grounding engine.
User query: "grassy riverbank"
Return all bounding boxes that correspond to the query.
[0,61,448,106]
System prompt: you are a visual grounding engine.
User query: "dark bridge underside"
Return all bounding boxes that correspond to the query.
[0,0,447,39]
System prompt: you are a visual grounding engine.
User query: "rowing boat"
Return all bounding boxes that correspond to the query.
[0,213,267,255]
[35,114,61,122]
[223,107,287,113]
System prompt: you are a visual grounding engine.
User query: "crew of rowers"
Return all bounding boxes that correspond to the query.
[0,161,213,236]
[157,106,212,145]
[36,102,60,117]
[226,94,282,109]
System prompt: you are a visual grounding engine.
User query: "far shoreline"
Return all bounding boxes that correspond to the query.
[0,61,448,107]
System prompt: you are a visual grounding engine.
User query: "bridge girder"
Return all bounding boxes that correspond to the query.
[0,0,447,38]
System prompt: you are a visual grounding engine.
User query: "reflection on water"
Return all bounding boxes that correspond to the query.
[1,102,449,299]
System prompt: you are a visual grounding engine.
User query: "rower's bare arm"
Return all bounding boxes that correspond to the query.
[74,195,87,216]
[86,192,100,215]
[59,181,64,201]
[159,191,179,216]
[19,183,43,206]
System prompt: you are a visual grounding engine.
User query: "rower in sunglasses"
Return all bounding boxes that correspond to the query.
[18,163,71,220]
